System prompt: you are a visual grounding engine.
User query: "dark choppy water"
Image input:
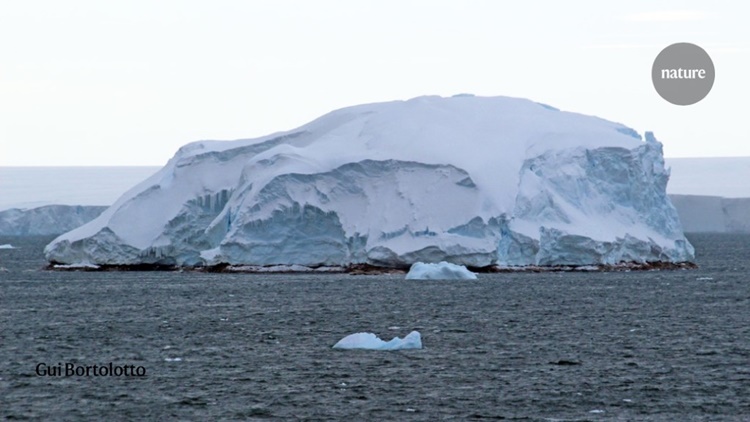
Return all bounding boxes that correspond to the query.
[1,234,749,421]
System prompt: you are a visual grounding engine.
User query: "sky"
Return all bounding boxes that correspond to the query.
[1,1,748,166]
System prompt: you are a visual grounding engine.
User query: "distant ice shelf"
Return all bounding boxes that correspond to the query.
[669,195,750,233]
[0,205,107,236]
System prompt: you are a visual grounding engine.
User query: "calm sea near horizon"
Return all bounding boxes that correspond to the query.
[1,234,749,421]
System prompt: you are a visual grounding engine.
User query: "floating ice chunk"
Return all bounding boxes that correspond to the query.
[52,263,100,269]
[0,244,14,249]
[405,261,477,280]
[333,331,422,350]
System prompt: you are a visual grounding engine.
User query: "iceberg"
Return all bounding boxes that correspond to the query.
[405,261,477,280]
[333,331,422,350]
[0,244,15,249]
[44,95,694,268]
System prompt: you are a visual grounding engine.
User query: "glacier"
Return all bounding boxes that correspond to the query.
[333,331,423,350]
[405,262,478,280]
[44,95,695,268]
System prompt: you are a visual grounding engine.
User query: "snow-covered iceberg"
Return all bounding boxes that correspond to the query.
[333,331,422,350]
[406,261,477,280]
[45,95,694,268]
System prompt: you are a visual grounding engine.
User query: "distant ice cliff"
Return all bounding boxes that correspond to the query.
[669,195,750,233]
[0,205,107,236]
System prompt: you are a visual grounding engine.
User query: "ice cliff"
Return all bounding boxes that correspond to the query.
[45,95,694,268]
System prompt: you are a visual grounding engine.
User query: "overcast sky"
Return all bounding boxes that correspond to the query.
[1,1,748,166]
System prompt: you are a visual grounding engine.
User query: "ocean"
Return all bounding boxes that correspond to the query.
[1,233,749,421]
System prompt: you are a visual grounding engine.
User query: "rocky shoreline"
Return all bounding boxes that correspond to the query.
[46,261,698,274]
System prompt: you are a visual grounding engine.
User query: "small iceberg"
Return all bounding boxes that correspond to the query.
[0,244,15,249]
[333,331,422,350]
[405,261,477,280]
[52,263,100,270]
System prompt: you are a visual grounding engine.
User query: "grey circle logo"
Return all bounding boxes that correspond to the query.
[652,42,714,106]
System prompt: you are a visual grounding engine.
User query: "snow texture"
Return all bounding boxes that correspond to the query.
[0,205,107,236]
[332,331,422,350]
[45,95,695,267]
[405,261,477,280]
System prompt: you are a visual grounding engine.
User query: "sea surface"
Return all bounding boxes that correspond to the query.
[1,234,749,421]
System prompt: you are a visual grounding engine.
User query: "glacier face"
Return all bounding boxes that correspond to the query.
[44,95,694,267]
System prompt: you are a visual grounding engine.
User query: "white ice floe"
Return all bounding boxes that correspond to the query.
[0,244,15,249]
[52,263,100,269]
[405,261,477,280]
[333,331,422,350]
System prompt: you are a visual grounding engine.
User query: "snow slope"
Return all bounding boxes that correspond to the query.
[45,95,694,267]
